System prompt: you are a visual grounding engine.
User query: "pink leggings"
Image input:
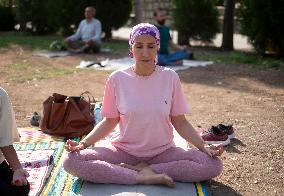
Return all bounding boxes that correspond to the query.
[63,146,222,184]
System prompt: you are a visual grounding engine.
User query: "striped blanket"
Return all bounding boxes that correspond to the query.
[41,138,83,195]
[16,128,83,195]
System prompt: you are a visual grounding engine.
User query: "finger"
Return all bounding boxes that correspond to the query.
[66,139,76,145]
[205,149,213,157]
[65,144,71,151]
[12,179,22,186]
[23,179,28,186]
[24,170,30,177]
[69,140,80,147]
[69,145,81,152]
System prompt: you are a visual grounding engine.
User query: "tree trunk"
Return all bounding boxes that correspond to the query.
[221,0,235,51]
[104,27,112,40]
[134,0,143,24]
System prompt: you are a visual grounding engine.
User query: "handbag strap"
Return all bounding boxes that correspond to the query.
[80,91,96,104]
[45,95,69,131]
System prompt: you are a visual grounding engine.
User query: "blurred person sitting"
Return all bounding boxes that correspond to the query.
[65,6,102,53]
[154,8,193,66]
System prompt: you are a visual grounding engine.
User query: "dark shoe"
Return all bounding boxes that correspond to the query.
[217,124,235,139]
[30,112,41,126]
[201,126,230,145]
[187,52,194,60]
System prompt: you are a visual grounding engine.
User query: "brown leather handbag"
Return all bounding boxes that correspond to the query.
[39,92,95,137]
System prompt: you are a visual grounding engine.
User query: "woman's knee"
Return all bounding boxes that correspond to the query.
[206,157,223,178]
[63,152,77,172]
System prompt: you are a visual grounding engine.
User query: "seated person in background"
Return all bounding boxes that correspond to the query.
[65,6,102,53]
[0,87,30,195]
[154,7,193,66]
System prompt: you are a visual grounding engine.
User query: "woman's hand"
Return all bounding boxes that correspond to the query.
[200,144,224,157]
[65,139,86,152]
[12,168,29,186]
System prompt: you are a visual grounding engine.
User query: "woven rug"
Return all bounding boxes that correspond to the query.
[18,127,65,142]
[16,149,54,196]
[41,137,83,196]
[17,128,84,195]
[14,128,66,196]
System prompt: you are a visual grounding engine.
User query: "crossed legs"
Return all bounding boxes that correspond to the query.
[63,146,222,187]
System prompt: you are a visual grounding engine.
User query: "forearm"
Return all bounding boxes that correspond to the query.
[172,116,205,150]
[177,122,205,149]
[169,41,185,51]
[81,117,119,146]
[1,145,22,171]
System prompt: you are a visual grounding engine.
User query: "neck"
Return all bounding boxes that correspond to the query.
[132,64,156,76]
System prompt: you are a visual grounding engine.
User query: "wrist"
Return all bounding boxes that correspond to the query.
[79,140,89,149]
[13,167,24,172]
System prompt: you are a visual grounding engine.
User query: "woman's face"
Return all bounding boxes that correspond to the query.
[131,34,158,66]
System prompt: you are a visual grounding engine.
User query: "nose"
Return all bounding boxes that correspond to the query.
[142,47,149,57]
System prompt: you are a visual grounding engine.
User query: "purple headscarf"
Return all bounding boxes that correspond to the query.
[129,23,160,62]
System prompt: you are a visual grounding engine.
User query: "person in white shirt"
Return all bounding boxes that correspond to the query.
[0,87,30,195]
[65,6,102,53]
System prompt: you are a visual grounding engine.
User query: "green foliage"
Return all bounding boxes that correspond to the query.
[213,0,224,6]
[49,40,66,51]
[16,0,60,35]
[15,0,132,38]
[171,0,219,43]
[58,0,88,36]
[88,0,132,38]
[0,6,15,31]
[237,0,284,57]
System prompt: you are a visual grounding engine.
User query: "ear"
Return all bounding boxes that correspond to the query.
[129,46,133,58]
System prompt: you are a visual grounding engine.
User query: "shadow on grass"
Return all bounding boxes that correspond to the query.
[177,46,284,92]
[209,180,242,196]
[224,138,246,154]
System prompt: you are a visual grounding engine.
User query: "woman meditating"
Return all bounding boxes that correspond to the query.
[63,23,223,187]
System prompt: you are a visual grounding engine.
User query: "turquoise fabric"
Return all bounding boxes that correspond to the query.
[156,25,171,55]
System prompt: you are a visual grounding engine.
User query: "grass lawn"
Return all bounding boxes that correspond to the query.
[1,33,283,70]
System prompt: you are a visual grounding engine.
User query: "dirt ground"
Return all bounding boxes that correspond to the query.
[0,45,283,196]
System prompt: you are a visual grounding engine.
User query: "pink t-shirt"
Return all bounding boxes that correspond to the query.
[101,66,189,157]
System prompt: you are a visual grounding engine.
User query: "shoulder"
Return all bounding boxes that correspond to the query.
[79,20,86,26]
[80,19,86,24]
[92,18,101,25]
[108,66,133,81]
[157,66,179,80]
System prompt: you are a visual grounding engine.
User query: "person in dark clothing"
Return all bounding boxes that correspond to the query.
[154,8,193,66]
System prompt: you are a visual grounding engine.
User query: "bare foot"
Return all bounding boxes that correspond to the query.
[136,167,175,188]
[119,162,148,172]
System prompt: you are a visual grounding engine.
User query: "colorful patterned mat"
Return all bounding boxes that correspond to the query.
[41,138,83,196]
[16,149,54,196]
[195,181,210,196]
[16,128,83,196]
[14,137,64,196]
